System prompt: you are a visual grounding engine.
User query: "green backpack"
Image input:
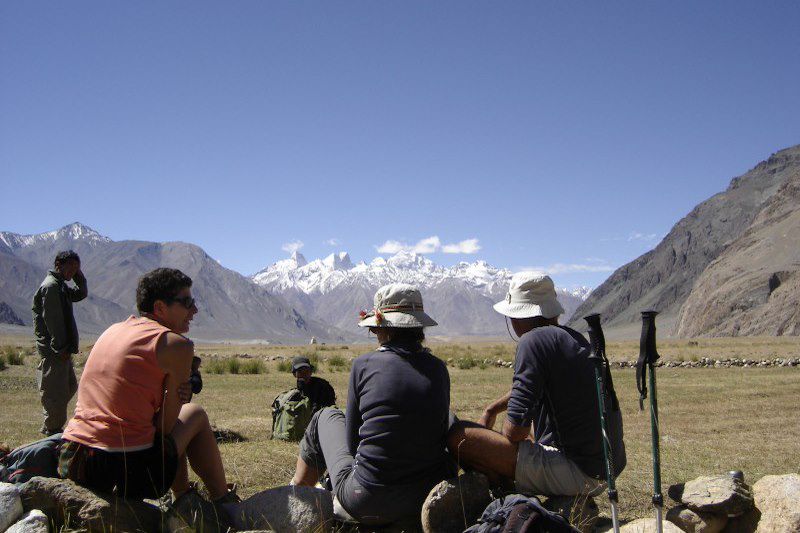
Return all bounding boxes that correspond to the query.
[271,388,314,441]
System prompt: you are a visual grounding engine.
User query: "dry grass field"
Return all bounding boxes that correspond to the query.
[1,335,798,524]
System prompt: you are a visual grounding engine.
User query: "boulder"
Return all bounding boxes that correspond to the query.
[752,473,800,532]
[0,482,24,531]
[666,505,727,532]
[421,471,492,533]
[5,509,49,533]
[19,476,162,532]
[617,517,685,532]
[542,495,599,533]
[669,475,753,516]
[166,489,228,533]
[721,507,760,533]
[224,484,334,533]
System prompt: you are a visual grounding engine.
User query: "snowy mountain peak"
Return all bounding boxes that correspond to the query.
[290,251,308,268]
[0,222,111,249]
[323,252,352,271]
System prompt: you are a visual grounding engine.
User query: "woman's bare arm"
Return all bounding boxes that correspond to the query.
[154,332,193,434]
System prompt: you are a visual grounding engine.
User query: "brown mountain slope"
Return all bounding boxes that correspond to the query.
[569,144,800,335]
[675,165,800,337]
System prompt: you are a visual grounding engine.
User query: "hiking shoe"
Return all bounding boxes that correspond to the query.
[169,486,236,533]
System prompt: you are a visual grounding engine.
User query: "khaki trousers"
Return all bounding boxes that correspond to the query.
[36,353,78,433]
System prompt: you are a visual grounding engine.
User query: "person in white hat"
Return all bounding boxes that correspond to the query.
[447,272,626,497]
[290,283,453,527]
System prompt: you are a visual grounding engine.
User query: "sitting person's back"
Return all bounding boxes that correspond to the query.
[64,316,171,450]
[348,343,450,488]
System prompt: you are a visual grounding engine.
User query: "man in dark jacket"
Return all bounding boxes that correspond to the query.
[31,250,88,435]
[447,272,625,497]
[292,356,336,412]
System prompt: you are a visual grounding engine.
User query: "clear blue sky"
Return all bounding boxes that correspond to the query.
[2,2,799,289]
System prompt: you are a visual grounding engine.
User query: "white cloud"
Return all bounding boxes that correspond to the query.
[414,236,441,254]
[325,238,340,246]
[520,263,616,275]
[442,238,481,254]
[627,232,658,242]
[281,240,304,253]
[374,236,481,255]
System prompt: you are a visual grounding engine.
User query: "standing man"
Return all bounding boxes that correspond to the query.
[32,250,88,435]
[291,356,336,412]
[447,272,625,497]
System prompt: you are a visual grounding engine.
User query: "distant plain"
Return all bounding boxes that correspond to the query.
[1,335,798,523]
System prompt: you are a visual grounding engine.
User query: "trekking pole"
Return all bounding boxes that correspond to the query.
[637,310,663,533]
[584,314,620,533]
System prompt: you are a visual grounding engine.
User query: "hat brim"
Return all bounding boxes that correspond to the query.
[292,363,312,372]
[493,299,564,320]
[358,311,437,328]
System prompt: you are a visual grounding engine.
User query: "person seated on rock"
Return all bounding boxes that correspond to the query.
[59,268,237,508]
[447,272,626,497]
[291,356,336,412]
[290,283,453,527]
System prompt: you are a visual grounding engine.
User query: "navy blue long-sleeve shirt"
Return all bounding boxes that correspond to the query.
[507,325,626,478]
[346,344,451,489]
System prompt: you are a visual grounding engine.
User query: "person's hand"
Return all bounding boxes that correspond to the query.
[478,408,497,430]
[178,381,193,404]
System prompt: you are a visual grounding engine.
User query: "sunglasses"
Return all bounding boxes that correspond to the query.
[166,296,196,309]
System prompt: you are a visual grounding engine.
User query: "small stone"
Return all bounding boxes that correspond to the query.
[5,509,49,533]
[669,474,753,516]
[666,505,727,532]
[752,473,800,532]
[224,485,334,533]
[421,471,491,533]
[618,517,685,532]
[0,482,24,531]
[542,494,599,533]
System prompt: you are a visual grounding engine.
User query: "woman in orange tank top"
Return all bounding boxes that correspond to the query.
[60,268,236,520]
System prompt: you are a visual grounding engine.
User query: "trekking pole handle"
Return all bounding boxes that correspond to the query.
[584,313,605,361]
[640,310,659,365]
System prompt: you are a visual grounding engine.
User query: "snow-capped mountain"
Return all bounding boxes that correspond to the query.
[253,250,592,337]
[0,222,111,250]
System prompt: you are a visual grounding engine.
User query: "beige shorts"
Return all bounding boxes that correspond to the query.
[515,440,604,496]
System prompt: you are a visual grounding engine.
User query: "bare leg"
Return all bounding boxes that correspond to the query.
[447,420,519,486]
[290,455,321,487]
[170,403,228,499]
[171,455,190,497]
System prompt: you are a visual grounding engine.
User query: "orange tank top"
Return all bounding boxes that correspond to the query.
[63,316,171,451]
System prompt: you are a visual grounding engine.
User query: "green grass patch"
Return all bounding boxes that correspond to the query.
[328,355,349,371]
[226,358,241,375]
[205,359,227,374]
[457,356,478,370]
[0,354,6,371]
[4,348,25,366]
[276,360,292,373]
[241,359,266,374]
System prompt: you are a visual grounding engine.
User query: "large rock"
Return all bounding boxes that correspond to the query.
[421,471,491,533]
[224,485,334,533]
[669,475,754,516]
[666,505,728,532]
[0,482,24,531]
[752,473,800,532]
[542,495,599,533]
[5,509,49,533]
[617,517,685,532]
[19,476,162,532]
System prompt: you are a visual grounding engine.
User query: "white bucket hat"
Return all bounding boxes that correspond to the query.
[493,271,565,319]
[358,283,437,328]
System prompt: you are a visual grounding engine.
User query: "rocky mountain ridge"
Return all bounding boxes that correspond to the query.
[570,144,800,337]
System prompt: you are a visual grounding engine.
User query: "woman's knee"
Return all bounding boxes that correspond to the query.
[178,403,210,429]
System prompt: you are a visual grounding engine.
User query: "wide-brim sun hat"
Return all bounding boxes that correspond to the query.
[493,271,565,319]
[358,283,437,328]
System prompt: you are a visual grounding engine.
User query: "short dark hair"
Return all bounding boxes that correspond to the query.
[54,250,80,267]
[384,327,426,348]
[136,268,193,313]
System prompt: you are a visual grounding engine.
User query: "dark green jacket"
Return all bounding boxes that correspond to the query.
[32,270,88,356]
